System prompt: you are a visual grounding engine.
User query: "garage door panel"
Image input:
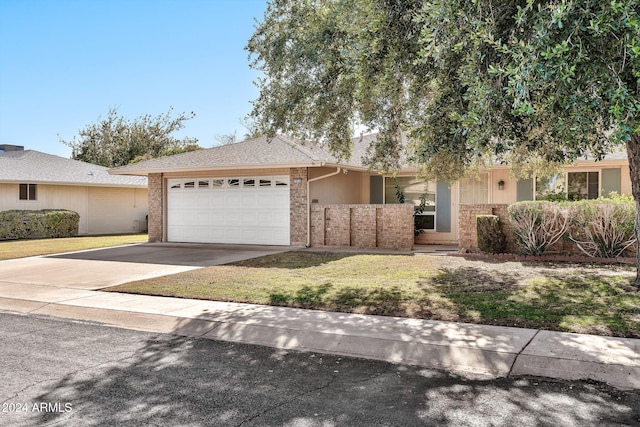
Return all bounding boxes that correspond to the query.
[260,213,289,227]
[167,176,290,245]
[257,194,285,207]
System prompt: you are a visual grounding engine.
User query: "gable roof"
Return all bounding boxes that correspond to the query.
[109,135,346,176]
[0,150,147,187]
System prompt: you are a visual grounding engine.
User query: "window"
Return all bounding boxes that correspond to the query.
[19,184,37,200]
[228,179,240,187]
[535,173,566,200]
[198,180,209,189]
[243,178,255,187]
[567,172,599,200]
[184,181,195,189]
[211,179,224,188]
[259,179,272,187]
[459,174,489,204]
[384,177,436,230]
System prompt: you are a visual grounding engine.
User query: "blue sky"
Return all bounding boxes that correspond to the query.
[0,0,268,157]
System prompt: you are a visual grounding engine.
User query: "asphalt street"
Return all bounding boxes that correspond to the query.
[1,312,639,427]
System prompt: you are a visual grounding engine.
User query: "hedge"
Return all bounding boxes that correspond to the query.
[476,215,506,254]
[0,210,80,240]
[507,195,636,257]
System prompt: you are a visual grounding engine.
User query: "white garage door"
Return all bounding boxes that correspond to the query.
[167,176,290,245]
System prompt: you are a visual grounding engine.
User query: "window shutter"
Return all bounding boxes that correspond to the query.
[517,179,534,201]
[601,168,621,197]
[369,176,383,204]
[435,182,451,232]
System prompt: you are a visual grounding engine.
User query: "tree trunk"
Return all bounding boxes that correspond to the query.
[627,134,640,288]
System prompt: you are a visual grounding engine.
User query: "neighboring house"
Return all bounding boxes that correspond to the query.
[109,135,632,250]
[0,147,148,235]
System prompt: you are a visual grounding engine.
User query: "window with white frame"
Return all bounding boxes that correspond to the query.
[19,183,37,200]
[384,177,436,230]
[167,176,290,191]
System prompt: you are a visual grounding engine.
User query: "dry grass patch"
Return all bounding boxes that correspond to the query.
[0,234,148,260]
[107,251,640,338]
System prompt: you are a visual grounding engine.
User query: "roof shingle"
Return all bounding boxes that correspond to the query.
[109,135,345,175]
[108,133,629,176]
[0,150,147,187]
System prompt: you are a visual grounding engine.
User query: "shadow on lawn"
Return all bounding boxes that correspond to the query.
[422,264,640,337]
[269,282,404,315]
[262,262,640,337]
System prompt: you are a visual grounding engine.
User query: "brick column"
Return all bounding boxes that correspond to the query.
[289,168,308,246]
[147,173,163,242]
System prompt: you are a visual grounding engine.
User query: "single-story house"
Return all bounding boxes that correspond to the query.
[109,135,632,250]
[0,146,148,235]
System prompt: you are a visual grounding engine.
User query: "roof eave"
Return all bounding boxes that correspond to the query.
[108,162,338,176]
[0,179,147,188]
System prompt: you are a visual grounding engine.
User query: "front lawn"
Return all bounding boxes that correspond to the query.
[0,234,148,260]
[107,251,640,338]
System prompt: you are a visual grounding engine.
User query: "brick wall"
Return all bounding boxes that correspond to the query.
[310,204,414,250]
[290,167,308,246]
[147,173,163,242]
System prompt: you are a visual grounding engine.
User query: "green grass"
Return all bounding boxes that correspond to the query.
[107,251,640,338]
[0,234,148,260]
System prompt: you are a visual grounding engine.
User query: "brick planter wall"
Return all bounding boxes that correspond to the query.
[290,167,308,246]
[458,204,517,253]
[459,204,638,257]
[310,204,414,250]
[147,173,163,242]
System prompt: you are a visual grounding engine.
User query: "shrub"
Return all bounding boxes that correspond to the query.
[508,201,570,256]
[476,215,506,254]
[0,210,79,240]
[568,195,637,258]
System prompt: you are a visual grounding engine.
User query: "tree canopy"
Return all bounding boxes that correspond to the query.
[248,0,640,285]
[61,107,201,168]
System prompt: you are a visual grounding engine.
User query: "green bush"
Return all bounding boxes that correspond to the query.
[0,210,80,240]
[476,215,506,254]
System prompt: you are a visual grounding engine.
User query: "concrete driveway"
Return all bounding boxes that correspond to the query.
[0,243,289,290]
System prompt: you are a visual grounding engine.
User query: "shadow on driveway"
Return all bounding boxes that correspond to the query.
[45,243,290,267]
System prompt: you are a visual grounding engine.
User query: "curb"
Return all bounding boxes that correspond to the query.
[1,293,638,390]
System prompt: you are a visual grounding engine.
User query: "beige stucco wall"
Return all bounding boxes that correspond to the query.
[621,165,632,195]
[478,162,632,205]
[488,169,518,204]
[309,167,366,204]
[88,187,148,234]
[0,183,90,234]
[0,183,147,235]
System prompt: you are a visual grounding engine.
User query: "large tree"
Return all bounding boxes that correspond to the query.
[61,107,201,168]
[247,0,640,286]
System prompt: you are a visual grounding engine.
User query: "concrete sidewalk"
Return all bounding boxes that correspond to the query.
[0,281,638,390]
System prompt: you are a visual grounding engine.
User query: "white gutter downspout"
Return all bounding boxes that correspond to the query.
[306,166,342,247]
